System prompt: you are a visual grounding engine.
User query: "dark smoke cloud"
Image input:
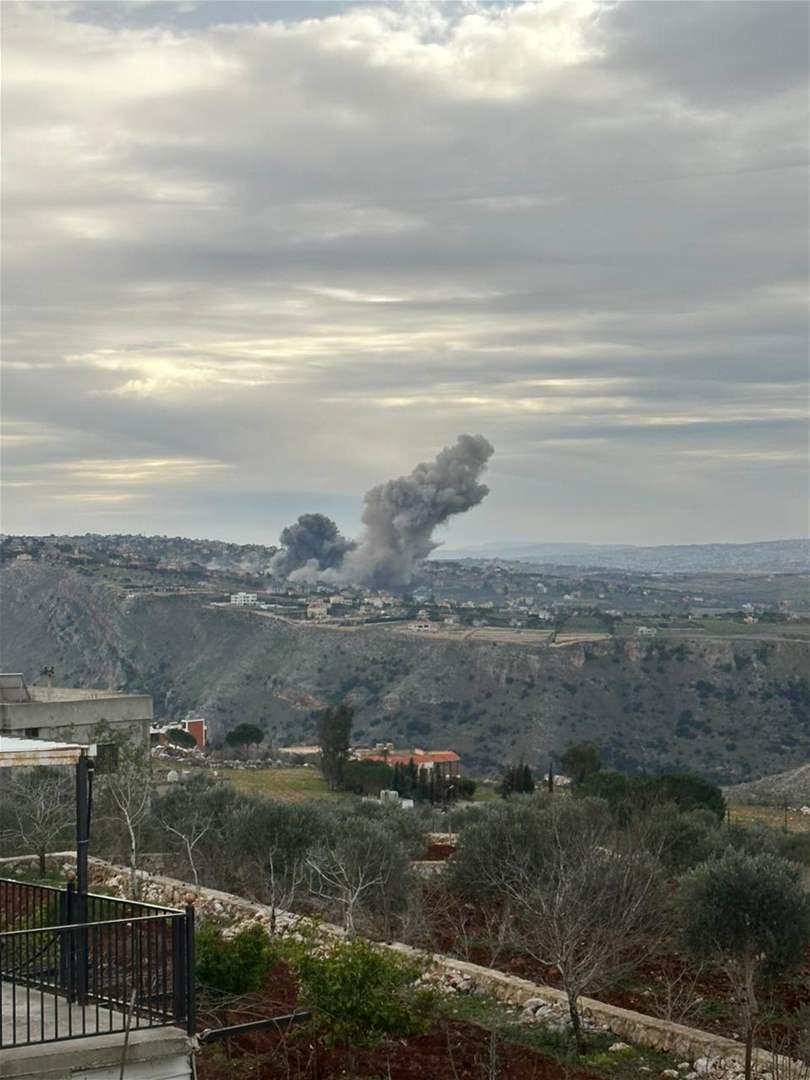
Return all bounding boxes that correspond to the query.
[272,434,494,588]
[269,512,354,583]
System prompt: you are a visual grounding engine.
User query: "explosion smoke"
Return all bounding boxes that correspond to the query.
[272,434,494,588]
[269,513,354,583]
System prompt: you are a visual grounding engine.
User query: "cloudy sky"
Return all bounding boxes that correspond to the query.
[2,0,808,548]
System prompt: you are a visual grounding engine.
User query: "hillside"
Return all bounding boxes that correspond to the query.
[724,763,810,806]
[1,561,808,782]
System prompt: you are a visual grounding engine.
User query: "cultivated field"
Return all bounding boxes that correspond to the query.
[219,766,338,801]
[726,801,810,832]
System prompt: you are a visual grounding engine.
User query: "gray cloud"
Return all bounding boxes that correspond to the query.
[1,1,807,545]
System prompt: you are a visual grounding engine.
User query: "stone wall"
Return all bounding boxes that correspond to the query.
[1,854,800,1079]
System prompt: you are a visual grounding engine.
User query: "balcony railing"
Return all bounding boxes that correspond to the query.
[0,877,195,1048]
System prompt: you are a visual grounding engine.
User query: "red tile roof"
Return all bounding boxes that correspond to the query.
[364,750,460,766]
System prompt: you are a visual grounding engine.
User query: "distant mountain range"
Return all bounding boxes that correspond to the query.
[434,539,810,574]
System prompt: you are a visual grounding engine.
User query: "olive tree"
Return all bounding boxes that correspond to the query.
[448,796,665,1052]
[680,850,810,1080]
[153,773,238,887]
[444,797,550,963]
[307,813,413,939]
[514,799,665,1052]
[230,797,324,930]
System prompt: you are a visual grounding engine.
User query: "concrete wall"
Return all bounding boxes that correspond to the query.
[1,1027,194,1080]
[0,691,152,748]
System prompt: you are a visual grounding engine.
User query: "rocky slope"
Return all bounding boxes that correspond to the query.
[724,763,810,805]
[2,562,808,782]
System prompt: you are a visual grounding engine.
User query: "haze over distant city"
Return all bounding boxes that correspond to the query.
[2,1,808,546]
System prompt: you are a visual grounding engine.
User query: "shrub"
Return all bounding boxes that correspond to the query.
[289,936,434,1049]
[164,727,197,749]
[225,723,265,748]
[340,758,395,795]
[456,776,477,799]
[195,923,278,996]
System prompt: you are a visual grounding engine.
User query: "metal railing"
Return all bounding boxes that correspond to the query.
[0,878,195,1048]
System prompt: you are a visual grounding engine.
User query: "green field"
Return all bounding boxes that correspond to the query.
[219,766,339,801]
[219,765,500,806]
[727,802,810,833]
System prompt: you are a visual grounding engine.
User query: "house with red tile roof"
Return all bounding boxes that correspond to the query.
[358,744,461,780]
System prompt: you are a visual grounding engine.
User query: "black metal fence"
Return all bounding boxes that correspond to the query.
[0,878,195,1048]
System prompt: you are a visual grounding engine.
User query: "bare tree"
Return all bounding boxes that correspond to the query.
[450,796,665,1053]
[154,775,219,887]
[307,816,411,938]
[1,767,74,874]
[230,798,322,931]
[97,740,153,898]
[512,832,664,1052]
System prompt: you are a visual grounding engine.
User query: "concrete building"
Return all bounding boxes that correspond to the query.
[306,599,330,620]
[230,592,258,606]
[151,716,207,749]
[0,674,152,749]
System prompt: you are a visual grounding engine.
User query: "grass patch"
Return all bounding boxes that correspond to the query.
[471,781,500,803]
[728,803,810,834]
[440,993,683,1079]
[218,766,341,802]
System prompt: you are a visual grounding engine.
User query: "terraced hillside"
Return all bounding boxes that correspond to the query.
[1,561,808,782]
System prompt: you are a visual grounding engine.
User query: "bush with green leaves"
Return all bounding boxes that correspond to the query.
[340,758,395,795]
[225,722,265,748]
[289,935,434,1049]
[578,769,725,822]
[680,850,810,1080]
[164,727,198,749]
[633,803,720,873]
[195,922,278,996]
[560,742,602,786]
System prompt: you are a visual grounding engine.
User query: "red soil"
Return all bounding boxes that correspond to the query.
[195,961,601,1080]
[198,1017,602,1079]
[421,842,457,861]
[418,886,810,1055]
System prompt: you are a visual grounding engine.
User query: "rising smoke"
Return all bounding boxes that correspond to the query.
[272,434,494,588]
[269,513,354,583]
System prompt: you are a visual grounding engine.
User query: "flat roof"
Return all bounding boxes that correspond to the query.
[0,735,89,767]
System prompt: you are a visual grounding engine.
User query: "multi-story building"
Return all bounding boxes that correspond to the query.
[230,592,258,606]
[0,673,152,749]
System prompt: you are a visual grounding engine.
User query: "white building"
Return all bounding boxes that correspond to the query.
[307,599,330,620]
[230,592,258,607]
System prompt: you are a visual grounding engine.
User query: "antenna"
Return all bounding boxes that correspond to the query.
[40,665,55,693]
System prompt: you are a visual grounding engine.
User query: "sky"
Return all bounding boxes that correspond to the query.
[2,0,808,548]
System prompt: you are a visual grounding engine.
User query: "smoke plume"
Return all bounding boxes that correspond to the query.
[269,513,354,583]
[272,434,494,588]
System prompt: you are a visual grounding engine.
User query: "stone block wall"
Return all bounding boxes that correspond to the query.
[1,853,800,1080]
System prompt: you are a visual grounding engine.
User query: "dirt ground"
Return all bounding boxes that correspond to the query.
[195,961,600,1080]
[419,886,810,1056]
[198,1019,604,1080]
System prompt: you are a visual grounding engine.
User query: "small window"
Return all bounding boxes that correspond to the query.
[24,727,40,739]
